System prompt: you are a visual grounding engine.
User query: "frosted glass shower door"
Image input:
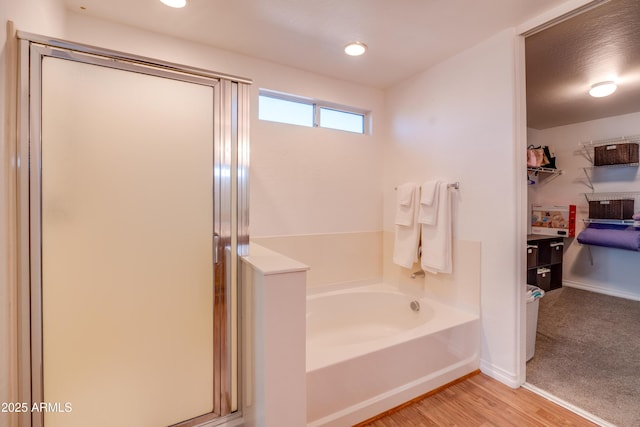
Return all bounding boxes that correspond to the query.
[40,57,215,427]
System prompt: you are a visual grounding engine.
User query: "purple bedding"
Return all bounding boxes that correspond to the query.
[577,223,640,251]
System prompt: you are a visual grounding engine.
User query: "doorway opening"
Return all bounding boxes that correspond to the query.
[521,1,640,426]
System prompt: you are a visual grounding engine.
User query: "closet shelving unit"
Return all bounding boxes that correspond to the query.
[578,136,640,263]
[580,135,640,199]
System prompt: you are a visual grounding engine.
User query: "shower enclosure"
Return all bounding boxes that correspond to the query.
[16,33,249,427]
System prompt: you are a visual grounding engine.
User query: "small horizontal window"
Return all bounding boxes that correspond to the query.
[258,95,313,127]
[319,107,364,134]
[258,90,368,134]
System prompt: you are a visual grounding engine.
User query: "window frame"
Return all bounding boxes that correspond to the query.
[258,89,370,135]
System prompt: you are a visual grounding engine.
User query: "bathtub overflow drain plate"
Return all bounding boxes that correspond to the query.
[410,300,420,312]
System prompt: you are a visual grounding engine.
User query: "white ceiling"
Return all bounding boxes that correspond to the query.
[61,0,640,129]
[63,0,560,89]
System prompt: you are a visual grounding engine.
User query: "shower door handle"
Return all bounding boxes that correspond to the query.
[213,233,221,265]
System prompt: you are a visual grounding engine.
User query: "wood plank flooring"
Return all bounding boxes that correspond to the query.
[357,372,597,426]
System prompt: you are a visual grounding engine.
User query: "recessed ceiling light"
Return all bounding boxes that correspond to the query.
[160,0,187,8]
[344,42,367,56]
[589,81,617,98]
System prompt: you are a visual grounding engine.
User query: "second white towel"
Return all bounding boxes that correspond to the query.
[418,180,440,225]
[421,181,452,274]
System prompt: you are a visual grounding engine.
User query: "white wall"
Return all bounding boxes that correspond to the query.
[1,0,66,424]
[528,111,640,301]
[63,12,385,238]
[252,232,382,288]
[384,29,523,385]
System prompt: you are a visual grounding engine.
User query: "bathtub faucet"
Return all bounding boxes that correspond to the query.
[410,269,425,279]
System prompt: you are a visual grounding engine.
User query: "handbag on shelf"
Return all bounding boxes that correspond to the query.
[527,145,556,169]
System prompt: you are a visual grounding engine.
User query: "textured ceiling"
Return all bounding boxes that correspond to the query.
[62,0,560,89]
[526,0,640,129]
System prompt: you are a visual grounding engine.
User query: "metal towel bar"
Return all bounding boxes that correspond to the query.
[394,181,460,190]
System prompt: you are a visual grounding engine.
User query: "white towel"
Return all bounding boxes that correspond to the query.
[394,183,416,226]
[418,180,440,225]
[421,181,452,274]
[393,183,420,268]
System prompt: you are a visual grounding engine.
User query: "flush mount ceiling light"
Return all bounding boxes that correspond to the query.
[344,42,367,56]
[589,81,617,98]
[160,0,187,8]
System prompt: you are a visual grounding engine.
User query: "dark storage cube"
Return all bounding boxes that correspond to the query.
[527,234,564,291]
[536,268,551,291]
[526,245,538,268]
[537,242,551,265]
[549,263,563,290]
[588,199,634,219]
[593,142,639,166]
[550,241,564,264]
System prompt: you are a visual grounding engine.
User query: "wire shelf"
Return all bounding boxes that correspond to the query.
[583,191,640,202]
[527,167,562,174]
[582,218,637,226]
[580,135,640,148]
[583,162,639,170]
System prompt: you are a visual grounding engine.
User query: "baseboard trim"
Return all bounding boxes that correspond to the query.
[352,370,481,427]
[522,382,616,427]
[563,280,640,302]
[479,359,520,388]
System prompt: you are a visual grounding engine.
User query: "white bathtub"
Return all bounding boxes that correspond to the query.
[306,282,480,427]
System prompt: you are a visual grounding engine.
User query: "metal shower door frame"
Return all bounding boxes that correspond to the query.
[16,32,250,427]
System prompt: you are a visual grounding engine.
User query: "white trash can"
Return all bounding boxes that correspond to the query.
[526,285,545,361]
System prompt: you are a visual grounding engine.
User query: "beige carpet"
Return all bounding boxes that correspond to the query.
[526,286,640,427]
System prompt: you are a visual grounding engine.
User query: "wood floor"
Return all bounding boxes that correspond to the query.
[356,372,597,427]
